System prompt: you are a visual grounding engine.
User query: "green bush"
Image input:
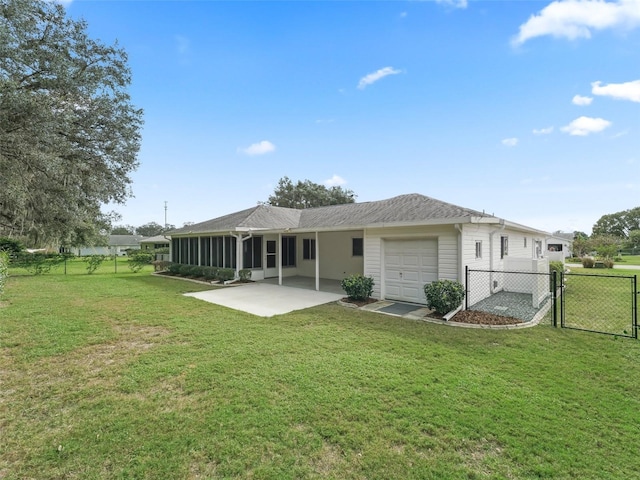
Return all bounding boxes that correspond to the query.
[84,255,104,274]
[0,237,24,256]
[341,274,374,301]
[202,267,219,281]
[0,251,8,296]
[167,263,182,275]
[128,251,153,272]
[217,268,235,282]
[424,280,465,315]
[581,257,595,268]
[12,253,64,275]
[178,264,193,276]
[549,261,564,275]
[239,269,252,281]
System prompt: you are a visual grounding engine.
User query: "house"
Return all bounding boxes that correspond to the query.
[546,233,573,260]
[168,194,552,305]
[65,235,143,256]
[140,235,170,251]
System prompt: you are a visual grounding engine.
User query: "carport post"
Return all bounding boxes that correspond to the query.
[278,232,282,286]
[315,231,319,291]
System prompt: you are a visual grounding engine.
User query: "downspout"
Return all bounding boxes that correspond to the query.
[454,224,463,290]
[489,221,506,293]
[229,231,253,279]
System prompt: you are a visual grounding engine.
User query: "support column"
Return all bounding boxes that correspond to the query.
[315,231,320,291]
[278,233,282,286]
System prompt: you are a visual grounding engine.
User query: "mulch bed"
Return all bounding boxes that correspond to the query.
[340,297,379,307]
[447,310,523,325]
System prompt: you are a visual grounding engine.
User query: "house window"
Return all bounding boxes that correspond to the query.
[475,241,482,259]
[282,236,296,267]
[500,236,508,259]
[303,238,316,260]
[266,240,277,268]
[242,236,263,269]
[535,240,543,258]
[524,237,527,248]
[352,237,363,257]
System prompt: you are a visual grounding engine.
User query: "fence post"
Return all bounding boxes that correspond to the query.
[634,275,638,340]
[114,254,117,274]
[465,266,469,310]
[552,270,557,327]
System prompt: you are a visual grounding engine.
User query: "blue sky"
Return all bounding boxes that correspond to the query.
[65,0,640,234]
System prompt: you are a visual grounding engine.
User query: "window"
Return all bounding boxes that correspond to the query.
[500,236,508,259]
[266,240,276,268]
[352,237,363,257]
[524,237,527,248]
[282,236,296,267]
[242,236,263,269]
[200,237,211,266]
[535,240,543,258]
[303,238,316,260]
[475,241,482,259]
[224,236,236,268]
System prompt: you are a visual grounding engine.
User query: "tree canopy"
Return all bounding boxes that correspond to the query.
[267,176,356,209]
[136,222,175,237]
[0,0,143,246]
[592,207,640,238]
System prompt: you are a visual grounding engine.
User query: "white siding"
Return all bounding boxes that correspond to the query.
[296,230,364,280]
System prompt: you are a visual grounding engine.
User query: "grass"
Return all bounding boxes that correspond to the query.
[1,262,640,479]
[615,255,640,265]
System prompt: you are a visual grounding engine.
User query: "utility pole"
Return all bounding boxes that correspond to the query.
[164,201,168,229]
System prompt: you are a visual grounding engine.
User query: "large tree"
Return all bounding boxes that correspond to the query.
[136,221,175,237]
[0,0,143,246]
[592,207,640,239]
[267,176,356,209]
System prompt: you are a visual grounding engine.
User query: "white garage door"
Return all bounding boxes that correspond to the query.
[384,239,438,304]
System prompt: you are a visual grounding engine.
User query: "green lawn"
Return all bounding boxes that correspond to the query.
[616,255,640,265]
[1,265,640,479]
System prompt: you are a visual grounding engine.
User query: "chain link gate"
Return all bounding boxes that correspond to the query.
[560,272,638,338]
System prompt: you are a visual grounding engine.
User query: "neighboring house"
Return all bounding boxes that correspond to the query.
[546,233,573,260]
[64,235,143,256]
[140,235,170,251]
[168,194,553,305]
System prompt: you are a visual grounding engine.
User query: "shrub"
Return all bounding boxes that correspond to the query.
[239,269,252,282]
[341,274,374,301]
[151,260,171,272]
[424,280,465,315]
[0,237,24,256]
[549,261,564,275]
[217,268,235,282]
[0,251,8,296]
[128,251,153,272]
[84,255,104,274]
[601,258,614,269]
[179,264,193,276]
[13,253,64,275]
[167,263,182,275]
[581,257,595,268]
[202,267,219,281]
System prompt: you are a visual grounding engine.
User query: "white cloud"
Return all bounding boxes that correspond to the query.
[512,0,640,47]
[238,140,276,156]
[610,129,630,139]
[502,137,519,147]
[358,67,402,90]
[561,116,611,136]
[435,0,468,8]
[592,79,640,102]
[533,126,554,135]
[572,94,593,106]
[324,175,347,187]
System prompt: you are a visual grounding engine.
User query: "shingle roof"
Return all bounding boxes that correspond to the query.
[168,194,491,235]
[140,235,170,243]
[108,235,143,246]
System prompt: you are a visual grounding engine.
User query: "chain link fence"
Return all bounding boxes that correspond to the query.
[561,272,638,338]
[466,267,638,338]
[465,268,557,325]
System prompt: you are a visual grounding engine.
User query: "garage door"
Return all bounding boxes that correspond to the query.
[384,239,438,304]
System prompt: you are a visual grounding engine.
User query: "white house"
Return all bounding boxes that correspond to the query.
[66,235,143,256]
[168,194,552,305]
